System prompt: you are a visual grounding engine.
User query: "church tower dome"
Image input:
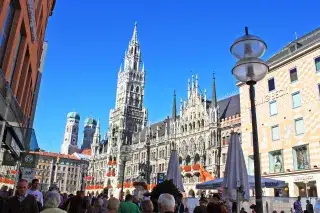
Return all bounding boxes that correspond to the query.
[61,111,80,154]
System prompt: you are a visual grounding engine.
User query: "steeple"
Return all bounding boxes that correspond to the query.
[131,21,138,44]
[212,72,217,108]
[172,90,177,121]
[94,119,100,137]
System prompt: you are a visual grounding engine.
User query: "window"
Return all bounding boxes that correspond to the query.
[8,31,22,85]
[318,84,320,98]
[0,0,16,66]
[293,145,309,170]
[315,57,320,72]
[222,153,226,164]
[289,68,298,83]
[269,150,284,173]
[292,92,302,108]
[294,118,305,135]
[271,125,280,141]
[268,78,275,92]
[269,100,277,116]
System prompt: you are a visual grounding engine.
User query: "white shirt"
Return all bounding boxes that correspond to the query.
[27,189,43,205]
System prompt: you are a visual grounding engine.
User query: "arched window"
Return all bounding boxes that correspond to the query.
[201,119,204,127]
[130,85,134,91]
[193,122,195,129]
[179,156,183,165]
[136,86,139,93]
[185,124,187,131]
[194,153,200,163]
[133,73,136,79]
[181,126,184,133]
[135,99,139,107]
[129,97,133,105]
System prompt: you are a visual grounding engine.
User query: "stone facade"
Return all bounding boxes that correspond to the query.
[86,23,241,197]
[239,28,320,198]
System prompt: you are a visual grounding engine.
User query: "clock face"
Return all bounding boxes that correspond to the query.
[25,155,34,163]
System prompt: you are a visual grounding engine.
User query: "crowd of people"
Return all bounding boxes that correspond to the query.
[0,178,315,213]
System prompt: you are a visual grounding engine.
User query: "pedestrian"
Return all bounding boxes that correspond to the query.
[118,194,140,213]
[28,179,44,210]
[306,200,314,213]
[294,196,303,213]
[87,198,105,213]
[40,191,67,213]
[7,179,39,213]
[141,200,153,213]
[174,193,184,213]
[158,193,175,213]
[67,191,84,213]
[106,197,120,213]
[193,197,208,213]
[78,196,93,213]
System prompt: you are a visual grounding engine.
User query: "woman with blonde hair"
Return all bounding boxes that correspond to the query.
[106,197,120,213]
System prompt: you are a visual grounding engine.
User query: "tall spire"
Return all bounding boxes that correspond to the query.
[172,90,177,121]
[131,21,138,44]
[212,72,217,108]
[94,119,100,137]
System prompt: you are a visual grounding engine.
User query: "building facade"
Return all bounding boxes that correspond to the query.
[0,0,55,166]
[239,28,320,198]
[86,23,241,197]
[32,151,88,193]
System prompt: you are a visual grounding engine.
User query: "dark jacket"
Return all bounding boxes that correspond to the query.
[7,194,39,213]
[306,203,314,213]
[175,203,185,213]
[68,196,83,213]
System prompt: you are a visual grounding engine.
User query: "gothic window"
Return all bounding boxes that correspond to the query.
[194,153,200,164]
[189,123,192,130]
[193,122,195,129]
[130,47,133,54]
[197,120,200,129]
[179,156,183,165]
[136,86,139,93]
[185,124,187,131]
[134,62,137,70]
[130,85,134,91]
[186,155,191,165]
[181,126,184,133]
[201,119,204,127]
[133,73,136,79]
[129,97,133,105]
[135,99,139,107]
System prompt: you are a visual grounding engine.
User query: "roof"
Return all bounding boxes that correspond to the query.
[217,94,240,119]
[267,27,320,65]
[73,153,90,160]
[67,111,80,120]
[81,149,91,155]
[132,94,240,143]
[30,151,79,160]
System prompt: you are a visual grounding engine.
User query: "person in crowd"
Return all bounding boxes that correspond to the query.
[240,207,247,213]
[7,179,39,213]
[59,193,68,209]
[193,197,208,213]
[7,189,13,198]
[158,193,175,213]
[294,196,303,213]
[40,191,66,213]
[273,211,278,213]
[306,200,314,213]
[174,193,184,213]
[87,198,106,213]
[207,202,221,213]
[67,191,84,213]
[133,196,140,208]
[63,194,74,211]
[106,197,120,213]
[280,211,285,213]
[78,196,93,213]
[118,194,140,213]
[141,200,153,213]
[184,191,198,213]
[28,179,44,210]
[0,186,8,198]
[102,197,108,210]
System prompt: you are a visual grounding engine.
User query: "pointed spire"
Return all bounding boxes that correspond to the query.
[118,64,122,73]
[191,75,194,90]
[172,90,177,121]
[131,21,138,44]
[103,131,107,140]
[187,79,191,98]
[141,62,145,72]
[94,119,100,137]
[212,72,217,108]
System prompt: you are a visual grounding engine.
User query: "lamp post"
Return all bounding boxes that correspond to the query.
[120,142,131,199]
[230,27,268,213]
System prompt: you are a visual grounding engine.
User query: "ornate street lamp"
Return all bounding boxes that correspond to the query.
[230,27,268,213]
[120,142,132,199]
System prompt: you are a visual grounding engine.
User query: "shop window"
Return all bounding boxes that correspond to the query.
[293,145,309,170]
[269,150,284,173]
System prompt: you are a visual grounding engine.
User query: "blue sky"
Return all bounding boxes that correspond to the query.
[34,0,319,152]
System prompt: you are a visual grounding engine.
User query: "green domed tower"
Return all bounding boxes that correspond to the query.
[81,117,97,149]
[61,111,80,154]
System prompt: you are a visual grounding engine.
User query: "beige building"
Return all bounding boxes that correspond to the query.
[239,28,320,197]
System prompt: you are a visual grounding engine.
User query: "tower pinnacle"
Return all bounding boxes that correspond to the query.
[212,72,217,108]
[172,90,177,121]
[131,21,138,44]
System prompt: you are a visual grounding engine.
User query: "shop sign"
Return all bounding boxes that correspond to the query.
[21,167,36,182]
[20,153,38,168]
[247,89,289,108]
[2,151,17,166]
[157,173,165,184]
[293,175,315,182]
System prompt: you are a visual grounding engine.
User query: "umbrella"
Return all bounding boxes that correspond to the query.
[222,132,250,202]
[166,150,184,192]
[196,176,286,190]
